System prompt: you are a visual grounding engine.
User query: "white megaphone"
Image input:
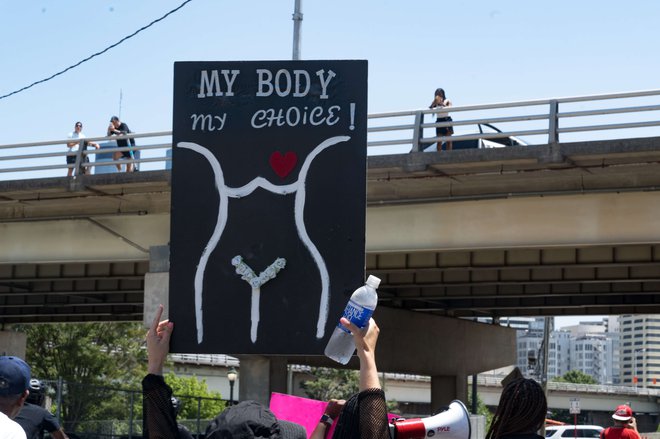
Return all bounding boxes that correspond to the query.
[390,400,471,439]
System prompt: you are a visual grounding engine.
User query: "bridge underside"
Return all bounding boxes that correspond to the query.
[1,137,660,323]
[1,243,658,324]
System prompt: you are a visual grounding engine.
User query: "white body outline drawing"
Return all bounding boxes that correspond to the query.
[231,255,286,343]
[177,135,350,344]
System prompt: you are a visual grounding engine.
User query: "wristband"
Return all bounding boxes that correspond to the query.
[320,414,333,426]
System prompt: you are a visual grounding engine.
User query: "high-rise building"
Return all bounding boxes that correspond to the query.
[619,314,660,388]
[515,317,619,384]
[549,330,571,379]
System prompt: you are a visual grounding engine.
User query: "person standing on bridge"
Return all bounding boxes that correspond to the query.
[429,88,453,151]
[601,405,640,439]
[66,122,100,177]
[107,116,136,173]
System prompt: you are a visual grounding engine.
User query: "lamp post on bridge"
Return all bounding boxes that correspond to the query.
[227,367,238,406]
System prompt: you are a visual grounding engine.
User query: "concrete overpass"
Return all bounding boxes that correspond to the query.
[2,89,660,408]
[2,136,660,320]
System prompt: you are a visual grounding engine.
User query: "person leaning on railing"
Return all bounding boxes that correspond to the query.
[66,122,99,177]
[429,88,453,152]
[107,116,136,173]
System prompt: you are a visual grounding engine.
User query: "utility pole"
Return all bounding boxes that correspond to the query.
[540,317,551,437]
[292,0,302,60]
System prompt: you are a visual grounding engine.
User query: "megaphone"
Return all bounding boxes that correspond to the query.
[390,400,471,439]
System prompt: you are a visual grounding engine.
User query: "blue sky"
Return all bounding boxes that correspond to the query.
[1,1,658,325]
[2,0,660,146]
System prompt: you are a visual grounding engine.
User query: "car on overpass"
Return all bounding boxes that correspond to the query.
[545,425,604,439]
[425,123,528,151]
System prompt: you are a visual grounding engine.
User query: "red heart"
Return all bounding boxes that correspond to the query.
[269,151,298,178]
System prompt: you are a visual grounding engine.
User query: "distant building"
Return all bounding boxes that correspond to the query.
[514,317,619,384]
[619,314,660,388]
[549,330,571,379]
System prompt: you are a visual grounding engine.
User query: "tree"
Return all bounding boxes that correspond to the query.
[553,370,598,384]
[467,392,493,430]
[18,322,147,433]
[300,367,360,401]
[300,367,400,414]
[164,372,226,420]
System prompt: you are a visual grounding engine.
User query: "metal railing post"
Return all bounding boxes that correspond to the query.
[128,390,135,439]
[197,396,202,436]
[412,111,424,152]
[548,99,559,144]
[56,377,63,423]
[73,139,86,176]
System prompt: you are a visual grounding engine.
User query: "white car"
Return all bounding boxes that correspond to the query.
[545,425,604,439]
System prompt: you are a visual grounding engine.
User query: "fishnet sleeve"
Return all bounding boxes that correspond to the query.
[358,388,390,439]
[142,374,180,439]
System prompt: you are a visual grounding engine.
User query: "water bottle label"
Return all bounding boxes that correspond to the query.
[337,299,374,334]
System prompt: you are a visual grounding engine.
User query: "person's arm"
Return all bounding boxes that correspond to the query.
[444,98,452,108]
[50,428,69,439]
[340,317,390,439]
[143,304,179,439]
[341,317,380,390]
[146,304,172,375]
[42,409,69,439]
[309,399,345,439]
[125,125,137,147]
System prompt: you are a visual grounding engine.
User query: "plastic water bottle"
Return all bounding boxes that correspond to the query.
[324,275,381,364]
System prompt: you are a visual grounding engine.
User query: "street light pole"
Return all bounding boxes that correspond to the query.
[227,367,238,406]
[292,0,303,60]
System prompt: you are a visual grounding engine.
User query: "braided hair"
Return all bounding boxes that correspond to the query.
[485,378,547,439]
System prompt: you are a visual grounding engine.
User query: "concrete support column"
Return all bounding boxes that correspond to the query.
[269,357,288,395]
[0,331,27,358]
[143,245,170,326]
[236,355,288,405]
[431,374,468,412]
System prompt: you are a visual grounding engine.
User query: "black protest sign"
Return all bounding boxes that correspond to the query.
[170,60,368,355]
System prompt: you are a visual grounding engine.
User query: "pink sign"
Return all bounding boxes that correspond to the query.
[270,392,336,438]
[270,392,400,438]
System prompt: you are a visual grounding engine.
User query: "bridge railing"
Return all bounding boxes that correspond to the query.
[369,88,660,154]
[475,374,660,396]
[1,88,660,180]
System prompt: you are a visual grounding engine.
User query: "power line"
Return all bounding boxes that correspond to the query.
[0,0,194,101]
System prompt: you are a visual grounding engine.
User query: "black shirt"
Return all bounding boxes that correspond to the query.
[14,403,62,439]
[110,122,136,147]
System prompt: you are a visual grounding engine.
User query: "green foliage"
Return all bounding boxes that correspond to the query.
[467,391,493,430]
[300,367,360,401]
[164,372,226,420]
[18,322,147,432]
[552,370,598,384]
[386,398,399,414]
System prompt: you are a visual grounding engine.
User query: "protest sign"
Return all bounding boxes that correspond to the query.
[170,60,367,354]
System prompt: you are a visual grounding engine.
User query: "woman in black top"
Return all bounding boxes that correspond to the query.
[429,88,454,151]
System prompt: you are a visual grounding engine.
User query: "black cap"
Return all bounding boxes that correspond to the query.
[205,400,306,439]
